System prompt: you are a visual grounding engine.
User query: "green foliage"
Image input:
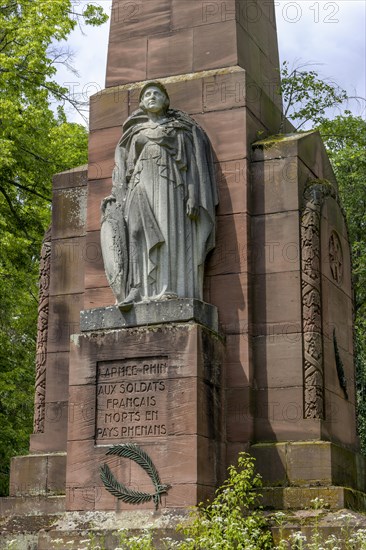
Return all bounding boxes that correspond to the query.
[0,0,107,495]
[273,505,366,550]
[82,4,109,26]
[116,530,155,550]
[176,452,273,550]
[279,61,348,132]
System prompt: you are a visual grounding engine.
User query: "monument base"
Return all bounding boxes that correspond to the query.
[252,441,366,511]
[37,510,188,549]
[9,453,66,498]
[67,301,224,511]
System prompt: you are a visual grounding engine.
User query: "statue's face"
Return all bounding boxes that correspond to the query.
[141,86,167,114]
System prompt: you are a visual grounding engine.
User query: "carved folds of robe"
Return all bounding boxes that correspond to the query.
[101,109,218,305]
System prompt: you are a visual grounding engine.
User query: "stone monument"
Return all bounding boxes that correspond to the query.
[1,0,366,547]
[100,81,218,308]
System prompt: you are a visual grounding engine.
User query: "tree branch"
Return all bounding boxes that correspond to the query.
[6,180,51,202]
[0,186,30,239]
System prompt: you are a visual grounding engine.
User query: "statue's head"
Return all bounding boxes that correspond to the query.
[139,81,170,115]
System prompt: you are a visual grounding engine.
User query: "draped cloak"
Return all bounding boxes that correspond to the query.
[101,108,218,303]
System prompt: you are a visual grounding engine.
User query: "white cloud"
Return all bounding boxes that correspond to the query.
[55,0,365,125]
[275,1,366,102]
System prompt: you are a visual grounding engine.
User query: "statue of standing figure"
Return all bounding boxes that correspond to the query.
[101,81,218,311]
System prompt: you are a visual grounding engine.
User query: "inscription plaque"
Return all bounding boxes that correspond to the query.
[96,357,170,441]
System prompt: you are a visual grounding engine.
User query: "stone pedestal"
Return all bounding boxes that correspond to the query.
[66,301,224,511]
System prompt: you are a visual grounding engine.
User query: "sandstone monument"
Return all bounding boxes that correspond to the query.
[1,0,365,547]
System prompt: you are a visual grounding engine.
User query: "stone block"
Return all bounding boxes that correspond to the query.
[43,401,69,450]
[226,386,254,442]
[68,385,97,441]
[84,230,107,290]
[258,88,283,133]
[322,195,350,241]
[252,272,302,331]
[254,386,323,442]
[165,78,203,114]
[53,166,87,191]
[87,178,112,232]
[225,333,251,388]
[49,237,85,296]
[323,389,358,450]
[215,158,248,216]
[250,443,288,487]
[321,275,353,353]
[66,440,105,487]
[206,213,249,276]
[193,109,247,162]
[108,0,171,41]
[171,0,204,29]
[193,20,237,71]
[88,126,122,181]
[323,334,355,403]
[84,287,115,310]
[44,352,70,403]
[252,441,366,495]
[89,89,128,131]
[66,486,96,512]
[237,25,261,87]
[320,201,353,300]
[252,132,337,187]
[250,157,306,216]
[252,333,303,389]
[106,37,147,87]
[47,293,84,353]
[147,29,193,79]
[46,454,67,495]
[203,69,246,112]
[70,324,206,384]
[80,300,218,332]
[210,272,249,334]
[0,495,65,516]
[287,442,333,486]
[9,454,66,497]
[251,211,301,274]
[51,187,87,240]
[9,455,48,497]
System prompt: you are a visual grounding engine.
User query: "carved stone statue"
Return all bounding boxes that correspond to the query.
[101,81,218,311]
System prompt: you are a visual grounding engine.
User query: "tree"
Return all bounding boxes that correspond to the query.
[0,0,107,494]
[279,60,349,132]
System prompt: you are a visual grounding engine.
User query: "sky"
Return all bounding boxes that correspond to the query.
[56,0,366,126]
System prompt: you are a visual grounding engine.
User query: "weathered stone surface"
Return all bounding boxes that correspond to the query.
[52,165,88,190]
[67,323,224,511]
[100,83,218,309]
[80,299,218,332]
[252,441,366,494]
[9,454,66,497]
[51,187,87,241]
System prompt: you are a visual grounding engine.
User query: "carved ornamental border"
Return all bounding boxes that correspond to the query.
[301,180,337,419]
[33,229,51,433]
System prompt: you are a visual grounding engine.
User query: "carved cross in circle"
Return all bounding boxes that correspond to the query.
[329,231,343,285]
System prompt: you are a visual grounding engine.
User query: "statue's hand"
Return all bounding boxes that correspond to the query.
[186,198,199,220]
[101,195,116,214]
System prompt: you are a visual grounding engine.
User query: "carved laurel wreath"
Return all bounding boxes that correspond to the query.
[100,443,170,509]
